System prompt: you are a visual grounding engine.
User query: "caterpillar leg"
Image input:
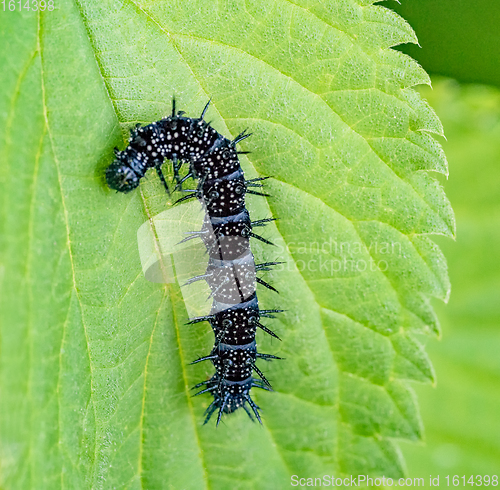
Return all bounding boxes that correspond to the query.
[171,155,182,187]
[155,164,170,195]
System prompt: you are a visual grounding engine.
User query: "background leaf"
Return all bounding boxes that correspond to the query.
[402,79,500,477]
[381,0,500,88]
[0,1,452,487]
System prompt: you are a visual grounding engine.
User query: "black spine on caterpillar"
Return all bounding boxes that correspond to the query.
[106,99,282,425]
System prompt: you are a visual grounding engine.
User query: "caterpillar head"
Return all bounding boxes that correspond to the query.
[105,150,141,193]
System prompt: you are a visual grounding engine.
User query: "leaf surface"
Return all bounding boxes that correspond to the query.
[0,1,453,488]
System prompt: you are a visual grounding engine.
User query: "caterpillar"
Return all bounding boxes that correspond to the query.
[106,99,282,425]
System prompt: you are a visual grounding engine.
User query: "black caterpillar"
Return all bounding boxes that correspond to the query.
[106,99,282,425]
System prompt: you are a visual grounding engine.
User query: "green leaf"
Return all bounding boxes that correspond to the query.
[0,1,453,487]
